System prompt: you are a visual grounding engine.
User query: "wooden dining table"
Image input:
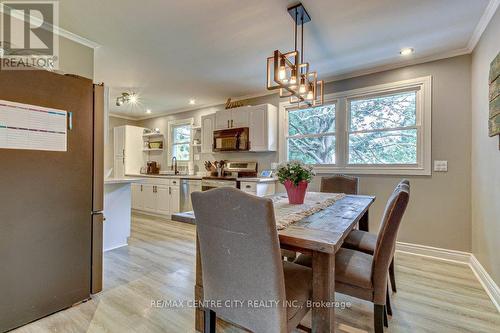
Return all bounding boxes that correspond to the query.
[171,194,375,333]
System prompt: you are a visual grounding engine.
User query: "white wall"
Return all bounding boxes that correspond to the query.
[471,7,500,285]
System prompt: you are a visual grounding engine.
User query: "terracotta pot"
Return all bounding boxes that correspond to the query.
[284,180,308,204]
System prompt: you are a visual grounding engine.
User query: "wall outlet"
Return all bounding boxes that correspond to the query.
[434,160,448,172]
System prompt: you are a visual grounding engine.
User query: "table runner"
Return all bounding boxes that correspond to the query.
[270,192,345,230]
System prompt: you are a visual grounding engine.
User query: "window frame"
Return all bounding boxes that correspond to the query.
[279,76,432,175]
[167,118,194,164]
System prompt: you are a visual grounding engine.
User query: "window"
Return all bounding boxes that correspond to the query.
[348,91,417,165]
[286,104,336,164]
[168,119,193,162]
[279,76,432,175]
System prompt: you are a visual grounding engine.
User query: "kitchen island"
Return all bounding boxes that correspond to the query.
[103,178,142,251]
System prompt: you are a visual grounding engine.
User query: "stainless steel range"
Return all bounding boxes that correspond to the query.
[201,161,258,191]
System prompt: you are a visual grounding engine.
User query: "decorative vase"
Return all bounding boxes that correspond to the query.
[284,180,308,204]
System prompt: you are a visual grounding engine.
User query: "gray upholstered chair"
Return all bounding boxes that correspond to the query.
[295,181,410,333]
[191,187,312,333]
[342,180,410,294]
[320,174,359,195]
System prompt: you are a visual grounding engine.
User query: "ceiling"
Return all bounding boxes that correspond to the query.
[58,0,492,119]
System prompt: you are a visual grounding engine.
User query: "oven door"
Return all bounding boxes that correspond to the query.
[201,180,237,191]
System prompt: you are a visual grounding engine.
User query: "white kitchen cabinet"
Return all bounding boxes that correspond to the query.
[131,183,145,210]
[215,107,249,129]
[240,181,276,197]
[201,114,215,153]
[170,185,180,214]
[156,186,171,215]
[113,125,146,177]
[143,184,157,212]
[249,104,277,152]
[131,178,180,217]
[215,110,232,130]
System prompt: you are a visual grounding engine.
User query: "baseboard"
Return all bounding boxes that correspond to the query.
[396,241,500,313]
[470,255,500,312]
[396,241,471,264]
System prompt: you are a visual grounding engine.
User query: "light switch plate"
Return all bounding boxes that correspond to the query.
[434,160,448,172]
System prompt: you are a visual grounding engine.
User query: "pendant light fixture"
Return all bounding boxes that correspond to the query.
[266,3,324,108]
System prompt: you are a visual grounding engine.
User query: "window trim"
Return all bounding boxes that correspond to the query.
[167,118,194,164]
[279,76,432,175]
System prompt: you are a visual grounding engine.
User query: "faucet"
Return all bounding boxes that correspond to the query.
[171,156,179,175]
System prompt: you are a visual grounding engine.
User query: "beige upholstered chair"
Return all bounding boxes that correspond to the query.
[192,188,312,333]
[320,174,359,195]
[342,180,410,294]
[295,181,410,333]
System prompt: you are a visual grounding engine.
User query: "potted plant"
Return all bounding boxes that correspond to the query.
[277,161,314,204]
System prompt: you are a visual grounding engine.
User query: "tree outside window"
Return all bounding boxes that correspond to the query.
[286,104,336,165]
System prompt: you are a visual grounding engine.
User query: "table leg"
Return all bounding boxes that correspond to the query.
[312,251,335,333]
[195,235,205,332]
[359,210,369,232]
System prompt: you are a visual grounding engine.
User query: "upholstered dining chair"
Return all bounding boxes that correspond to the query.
[191,187,312,333]
[320,174,359,195]
[295,181,410,333]
[342,180,410,294]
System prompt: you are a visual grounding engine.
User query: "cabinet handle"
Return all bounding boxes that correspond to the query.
[246,185,251,189]
[140,185,143,192]
[227,120,230,128]
[122,149,125,156]
[153,186,156,193]
[231,119,233,127]
[169,187,171,195]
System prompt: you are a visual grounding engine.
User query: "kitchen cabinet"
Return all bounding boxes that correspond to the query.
[212,104,277,152]
[249,104,277,152]
[131,178,180,217]
[240,181,276,197]
[201,114,215,153]
[215,107,249,129]
[113,125,146,177]
[131,184,145,210]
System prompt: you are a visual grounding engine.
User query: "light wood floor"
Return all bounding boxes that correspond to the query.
[13,214,500,333]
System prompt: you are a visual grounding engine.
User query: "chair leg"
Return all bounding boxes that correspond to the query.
[374,304,385,333]
[386,286,393,316]
[389,258,397,293]
[204,308,216,333]
[383,305,388,328]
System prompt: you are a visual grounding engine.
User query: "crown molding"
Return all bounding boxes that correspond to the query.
[466,0,500,51]
[54,27,101,49]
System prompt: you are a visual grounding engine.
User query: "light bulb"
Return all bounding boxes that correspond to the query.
[306,91,314,100]
[299,84,306,94]
[278,66,286,80]
[129,94,138,104]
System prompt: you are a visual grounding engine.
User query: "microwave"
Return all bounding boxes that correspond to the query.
[213,127,250,152]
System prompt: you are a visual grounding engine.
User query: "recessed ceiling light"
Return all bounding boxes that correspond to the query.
[189,99,196,105]
[400,48,414,56]
[146,109,152,114]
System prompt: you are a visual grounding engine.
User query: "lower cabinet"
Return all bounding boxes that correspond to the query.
[132,179,180,217]
[240,181,276,197]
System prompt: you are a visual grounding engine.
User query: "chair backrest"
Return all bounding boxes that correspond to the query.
[191,187,287,333]
[320,175,359,194]
[371,180,410,304]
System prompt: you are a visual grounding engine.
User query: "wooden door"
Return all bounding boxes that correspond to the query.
[231,107,250,128]
[201,114,215,153]
[143,185,157,212]
[170,186,180,214]
[215,110,231,129]
[156,186,171,215]
[249,106,267,151]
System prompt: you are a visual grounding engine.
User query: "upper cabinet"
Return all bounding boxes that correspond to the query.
[215,107,250,130]
[201,113,215,154]
[249,104,277,152]
[211,104,277,152]
[113,125,146,176]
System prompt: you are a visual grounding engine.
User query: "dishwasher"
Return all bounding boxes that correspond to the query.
[180,179,202,212]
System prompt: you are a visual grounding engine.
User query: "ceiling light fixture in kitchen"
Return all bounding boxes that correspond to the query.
[266,2,323,108]
[189,98,196,105]
[115,92,139,106]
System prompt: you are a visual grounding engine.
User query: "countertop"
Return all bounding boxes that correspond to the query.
[104,178,143,185]
[126,174,277,183]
